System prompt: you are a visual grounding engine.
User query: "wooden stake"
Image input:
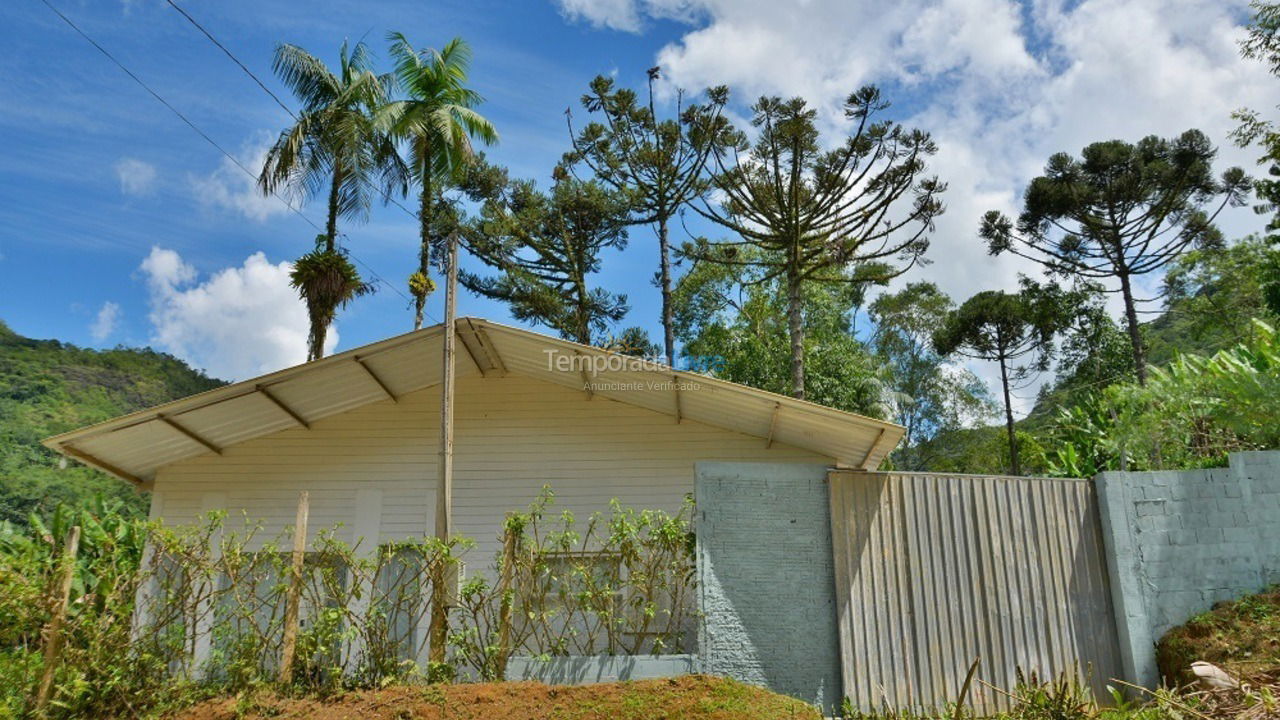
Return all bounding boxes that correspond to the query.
[34,525,80,718]
[278,491,309,685]
[494,516,518,679]
[429,232,459,663]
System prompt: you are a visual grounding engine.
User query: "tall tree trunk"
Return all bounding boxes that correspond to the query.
[414,175,433,331]
[324,172,340,253]
[306,170,343,361]
[574,272,591,346]
[306,311,325,363]
[785,266,805,400]
[998,354,1020,475]
[657,217,676,367]
[1117,270,1147,385]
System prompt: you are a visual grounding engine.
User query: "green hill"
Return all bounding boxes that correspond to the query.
[0,319,225,525]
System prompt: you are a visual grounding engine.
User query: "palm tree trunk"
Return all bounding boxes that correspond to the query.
[305,169,343,362]
[998,354,1020,475]
[657,217,676,367]
[414,170,435,330]
[324,171,340,253]
[1118,270,1147,385]
[785,266,805,400]
[414,175,433,331]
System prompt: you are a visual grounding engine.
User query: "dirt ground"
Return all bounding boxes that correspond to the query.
[168,675,821,720]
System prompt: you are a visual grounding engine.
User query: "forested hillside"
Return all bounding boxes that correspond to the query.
[0,320,224,524]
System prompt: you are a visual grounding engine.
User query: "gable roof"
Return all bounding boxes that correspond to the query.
[43,318,904,486]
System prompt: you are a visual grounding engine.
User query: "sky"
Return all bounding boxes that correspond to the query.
[2,0,1278,414]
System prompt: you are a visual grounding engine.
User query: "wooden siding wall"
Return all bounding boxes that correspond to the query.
[153,374,830,563]
[829,471,1124,714]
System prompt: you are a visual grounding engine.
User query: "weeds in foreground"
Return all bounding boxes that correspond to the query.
[836,668,1280,720]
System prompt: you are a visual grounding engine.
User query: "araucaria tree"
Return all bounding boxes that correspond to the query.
[564,68,733,365]
[933,281,1075,475]
[980,131,1250,383]
[383,33,498,329]
[259,41,405,360]
[458,170,632,345]
[688,87,945,399]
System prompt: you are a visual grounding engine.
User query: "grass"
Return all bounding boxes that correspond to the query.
[166,675,821,720]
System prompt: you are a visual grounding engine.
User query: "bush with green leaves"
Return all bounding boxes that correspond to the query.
[449,489,696,680]
[1044,319,1280,474]
[0,489,696,718]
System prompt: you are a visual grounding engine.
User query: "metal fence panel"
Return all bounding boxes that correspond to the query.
[829,471,1123,713]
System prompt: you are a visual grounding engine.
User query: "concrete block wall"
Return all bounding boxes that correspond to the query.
[695,462,840,712]
[1096,451,1280,687]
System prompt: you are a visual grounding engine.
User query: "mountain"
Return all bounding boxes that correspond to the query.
[0,320,225,525]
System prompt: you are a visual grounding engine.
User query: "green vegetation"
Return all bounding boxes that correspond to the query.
[457,171,634,344]
[383,32,498,330]
[934,281,1078,475]
[1043,320,1280,475]
[0,491,693,718]
[684,87,944,400]
[564,69,733,365]
[0,319,223,526]
[980,130,1250,385]
[259,40,406,360]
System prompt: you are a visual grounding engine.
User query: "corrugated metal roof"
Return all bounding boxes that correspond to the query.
[43,318,904,485]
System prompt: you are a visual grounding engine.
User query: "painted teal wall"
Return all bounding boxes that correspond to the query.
[695,461,840,712]
[1096,451,1280,687]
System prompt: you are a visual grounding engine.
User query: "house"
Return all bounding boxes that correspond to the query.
[44,318,901,550]
[42,318,902,675]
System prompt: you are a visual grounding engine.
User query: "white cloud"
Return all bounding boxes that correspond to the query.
[561,0,1278,414]
[557,0,643,31]
[189,134,292,222]
[114,158,157,197]
[90,301,121,342]
[555,0,702,31]
[139,247,334,380]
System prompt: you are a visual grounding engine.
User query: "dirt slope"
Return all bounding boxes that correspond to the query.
[169,675,821,720]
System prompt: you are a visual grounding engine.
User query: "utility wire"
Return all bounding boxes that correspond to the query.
[162,0,296,119]
[39,0,421,312]
[161,0,433,233]
[160,0,439,321]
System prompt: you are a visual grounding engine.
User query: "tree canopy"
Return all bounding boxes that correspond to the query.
[981,130,1250,383]
[564,69,733,365]
[934,281,1077,474]
[457,172,632,345]
[686,87,945,399]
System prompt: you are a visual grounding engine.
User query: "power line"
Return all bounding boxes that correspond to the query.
[158,0,436,320]
[161,0,432,230]
[161,0,296,119]
[38,0,421,313]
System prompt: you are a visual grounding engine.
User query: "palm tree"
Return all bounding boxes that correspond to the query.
[383,33,498,329]
[259,41,406,359]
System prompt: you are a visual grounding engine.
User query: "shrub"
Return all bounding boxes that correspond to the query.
[0,488,697,718]
[1044,319,1280,474]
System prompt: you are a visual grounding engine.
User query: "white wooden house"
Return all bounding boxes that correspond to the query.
[44,318,902,669]
[46,318,901,552]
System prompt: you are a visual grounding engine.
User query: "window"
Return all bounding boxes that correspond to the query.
[211,552,347,674]
[532,551,623,614]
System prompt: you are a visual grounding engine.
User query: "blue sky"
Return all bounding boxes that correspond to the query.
[2,0,1277,409]
[1,0,693,373]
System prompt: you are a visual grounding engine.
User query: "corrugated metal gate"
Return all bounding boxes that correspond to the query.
[828,470,1123,713]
